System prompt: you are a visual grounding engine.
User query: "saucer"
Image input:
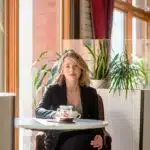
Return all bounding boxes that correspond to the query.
[55,117,75,123]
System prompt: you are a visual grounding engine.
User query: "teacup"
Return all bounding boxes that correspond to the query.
[55,105,81,119]
[55,105,73,119]
[70,111,81,119]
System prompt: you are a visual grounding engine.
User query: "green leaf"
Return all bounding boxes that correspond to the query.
[109,54,119,68]
[109,45,149,97]
[35,69,49,90]
[84,40,96,62]
[33,64,48,88]
[37,51,48,61]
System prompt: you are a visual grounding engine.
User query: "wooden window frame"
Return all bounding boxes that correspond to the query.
[115,0,150,21]
[115,0,150,60]
[62,0,71,39]
[62,0,80,39]
[5,0,19,150]
[62,0,150,57]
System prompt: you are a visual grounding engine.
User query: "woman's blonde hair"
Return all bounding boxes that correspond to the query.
[52,50,90,86]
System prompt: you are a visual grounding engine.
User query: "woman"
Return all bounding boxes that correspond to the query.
[35,50,103,150]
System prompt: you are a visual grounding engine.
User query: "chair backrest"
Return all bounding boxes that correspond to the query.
[97,94,105,121]
[0,93,15,150]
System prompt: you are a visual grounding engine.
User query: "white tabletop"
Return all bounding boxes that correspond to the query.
[15,118,108,131]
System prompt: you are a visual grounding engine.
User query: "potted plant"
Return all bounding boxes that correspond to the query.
[32,51,60,107]
[32,49,72,107]
[84,39,118,88]
[109,47,148,97]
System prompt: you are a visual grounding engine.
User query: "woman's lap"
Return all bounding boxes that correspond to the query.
[56,132,95,150]
[45,130,104,150]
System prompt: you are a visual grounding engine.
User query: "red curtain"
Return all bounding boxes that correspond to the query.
[91,0,115,39]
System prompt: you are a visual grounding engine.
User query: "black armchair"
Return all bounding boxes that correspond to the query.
[35,94,112,150]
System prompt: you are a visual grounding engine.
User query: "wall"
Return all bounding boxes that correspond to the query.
[63,39,89,59]
[0,94,15,150]
[97,89,150,150]
[143,90,150,150]
[33,0,60,66]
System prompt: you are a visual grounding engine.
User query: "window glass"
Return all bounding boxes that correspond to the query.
[132,17,150,86]
[111,9,125,57]
[132,17,147,59]
[132,0,148,10]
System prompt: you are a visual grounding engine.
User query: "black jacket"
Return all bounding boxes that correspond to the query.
[35,83,102,150]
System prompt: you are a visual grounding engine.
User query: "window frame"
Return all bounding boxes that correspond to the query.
[115,0,150,60]
[62,0,150,59]
[5,0,19,150]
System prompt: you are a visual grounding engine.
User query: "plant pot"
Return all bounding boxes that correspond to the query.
[90,79,108,89]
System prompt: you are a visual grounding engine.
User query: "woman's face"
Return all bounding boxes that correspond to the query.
[62,57,82,82]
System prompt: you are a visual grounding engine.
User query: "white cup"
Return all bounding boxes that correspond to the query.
[55,105,73,119]
[55,105,81,119]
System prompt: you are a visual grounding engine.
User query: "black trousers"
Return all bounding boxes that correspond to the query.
[55,130,104,150]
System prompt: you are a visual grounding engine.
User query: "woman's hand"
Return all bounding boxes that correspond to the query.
[90,135,103,150]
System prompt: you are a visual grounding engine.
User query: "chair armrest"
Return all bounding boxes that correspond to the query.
[35,132,45,150]
[103,129,112,150]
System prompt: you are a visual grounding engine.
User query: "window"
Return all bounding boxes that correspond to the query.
[112,0,150,86]
[132,17,147,59]
[113,0,150,60]
[111,9,125,56]
[132,0,147,10]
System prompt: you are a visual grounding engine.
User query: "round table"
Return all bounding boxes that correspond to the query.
[15,118,108,131]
